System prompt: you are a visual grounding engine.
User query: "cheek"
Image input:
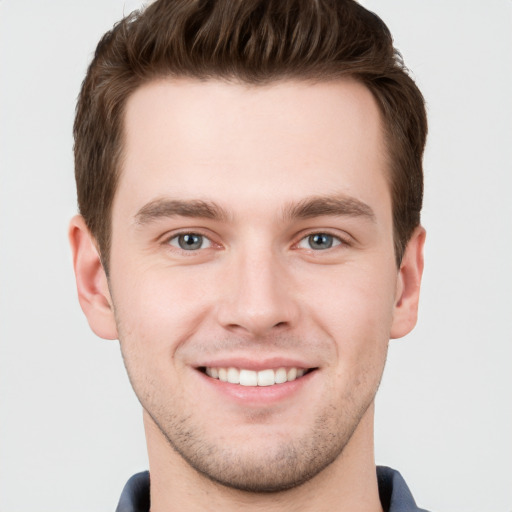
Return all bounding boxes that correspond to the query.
[111,267,206,407]
[317,260,396,311]
[313,270,393,411]
[305,261,396,361]
[112,262,215,344]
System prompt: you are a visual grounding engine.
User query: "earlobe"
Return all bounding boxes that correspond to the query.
[390,226,426,339]
[69,215,118,340]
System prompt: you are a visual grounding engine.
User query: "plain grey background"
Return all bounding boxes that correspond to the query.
[1,1,511,510]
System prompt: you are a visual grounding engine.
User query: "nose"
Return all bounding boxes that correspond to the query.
[216,247,300,337]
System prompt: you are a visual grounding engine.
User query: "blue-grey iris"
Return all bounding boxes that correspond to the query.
[178,234,203,250]
[308,233,333,250]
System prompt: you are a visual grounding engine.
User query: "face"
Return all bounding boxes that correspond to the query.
[73,78,423,492]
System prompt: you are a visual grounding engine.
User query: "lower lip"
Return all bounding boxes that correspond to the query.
[196,369,316,405]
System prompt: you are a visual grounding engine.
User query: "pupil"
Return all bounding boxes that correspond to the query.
[310,233,332,250]
[179,234,202,250]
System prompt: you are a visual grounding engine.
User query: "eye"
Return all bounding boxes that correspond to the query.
[168,233,211,251]
[297,233,342,250]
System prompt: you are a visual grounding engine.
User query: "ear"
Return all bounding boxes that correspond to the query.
[390,226,426,339]
[69,215,118,340]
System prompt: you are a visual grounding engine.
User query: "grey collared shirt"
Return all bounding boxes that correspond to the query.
[116,466,429,512]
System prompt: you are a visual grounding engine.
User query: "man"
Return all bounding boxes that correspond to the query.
[69,0,428,510]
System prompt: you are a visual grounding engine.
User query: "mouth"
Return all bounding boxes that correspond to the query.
[199,366,316,387]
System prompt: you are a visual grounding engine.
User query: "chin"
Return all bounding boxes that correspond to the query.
[178,441,341,493]
[150,403,365,494]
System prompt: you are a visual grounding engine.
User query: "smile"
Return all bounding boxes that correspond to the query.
[201,367,312,387]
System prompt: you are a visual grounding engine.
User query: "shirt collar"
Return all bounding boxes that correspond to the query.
[116,466,429,512]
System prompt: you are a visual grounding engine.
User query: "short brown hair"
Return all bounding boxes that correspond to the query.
[74,0,427,271]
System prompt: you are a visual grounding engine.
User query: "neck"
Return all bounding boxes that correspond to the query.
[144,405,383,512]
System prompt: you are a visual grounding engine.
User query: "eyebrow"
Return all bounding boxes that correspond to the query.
[282,195,376,222]
[134,194,375,225]
[134,198,230,224]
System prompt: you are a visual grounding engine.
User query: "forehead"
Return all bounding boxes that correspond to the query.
[116,78,390,221]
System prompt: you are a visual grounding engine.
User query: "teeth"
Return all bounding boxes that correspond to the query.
[257,369,275,386]
[227,367,240,384]
[218,368,228,382]
[203,366,309,387]
[275,367,287,384]
[240,369,258,386]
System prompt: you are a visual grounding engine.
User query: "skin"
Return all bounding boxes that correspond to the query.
[70,78,425,511]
